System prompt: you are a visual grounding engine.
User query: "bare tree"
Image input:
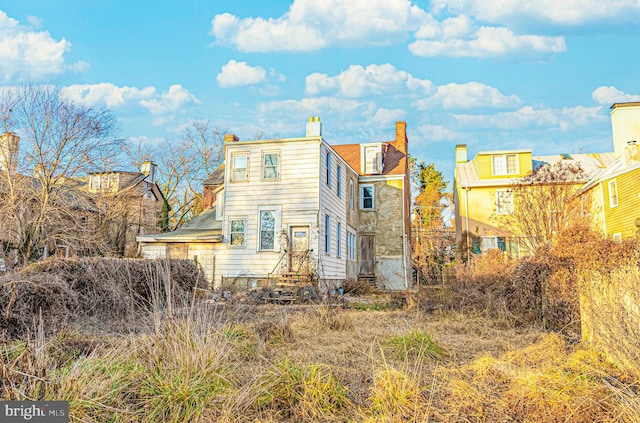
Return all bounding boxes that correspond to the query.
[0,84,122,263]
[125,119,226,231]
[496,160,588,254]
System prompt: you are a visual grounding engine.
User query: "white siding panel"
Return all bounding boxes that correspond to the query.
[215,138,322,281]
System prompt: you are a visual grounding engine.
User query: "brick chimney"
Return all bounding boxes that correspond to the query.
[224,133,239,143]
[395,121,407,154]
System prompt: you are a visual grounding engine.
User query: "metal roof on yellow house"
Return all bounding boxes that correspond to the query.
[456,152,617,188]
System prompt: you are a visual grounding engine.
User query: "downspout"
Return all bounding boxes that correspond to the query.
[402,196,409,289]
[598,180,607,236]
[465,186,470,260]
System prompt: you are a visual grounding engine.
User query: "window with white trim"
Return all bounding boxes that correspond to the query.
[612,233,622,242]
[262,151,280,180]
[492,154,518,176]
[360,185,374,210]
[336,222,342,257]
[231,154,248,182]
[259,211,276,251]
[230,219,246,247]
[337,165,342,197]
[324,214,330,254]
[347,231,356,261]
[608,180,618,208]
[496,190,513,214]
[325,151,331,187]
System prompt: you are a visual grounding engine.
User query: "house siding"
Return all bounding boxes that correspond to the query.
[602,170,640,238]
[215,138,322,284]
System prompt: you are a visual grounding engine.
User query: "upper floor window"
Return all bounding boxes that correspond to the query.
[608,180,618,208]
[364,145,382,174]
[259,211,276,251]
[337,165,342,197]
[326,151,331,187]
[347,230,356,261]
[496,190,514,214]
[262,151,280,180]
[232,154,248,182]
[360,185,374,210]
[492,154,518,176]
[230,218,246,247]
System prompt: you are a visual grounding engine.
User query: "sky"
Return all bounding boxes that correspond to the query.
[2,0,640,186]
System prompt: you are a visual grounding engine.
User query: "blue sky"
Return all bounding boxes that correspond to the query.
[2,0,639,184]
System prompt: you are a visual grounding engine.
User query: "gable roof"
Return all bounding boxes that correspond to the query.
[136,207,222,242]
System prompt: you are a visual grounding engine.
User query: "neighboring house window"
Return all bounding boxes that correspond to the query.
[326,151,331,187]
[337,165,342,197]
[360,185,374,209]
[347,231,356,261]
[336,222,342,257]
[230,219,246,247]
[262,151,280,180]
[232,154,248,182]
[608,180,618,208]
[324,214,330,254]
[496,190,514,214]
[90,175,99,190]
[492,154,518,176]
[259,211,276,250]
[612,233,622,242]
[349,180,354,209]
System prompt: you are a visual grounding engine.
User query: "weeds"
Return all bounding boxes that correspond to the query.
[386,330,447,361]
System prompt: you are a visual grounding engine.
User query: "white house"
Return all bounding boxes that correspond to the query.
[137,119,412,290]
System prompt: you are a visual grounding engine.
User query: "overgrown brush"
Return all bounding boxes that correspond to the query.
[386,330,446,361]
[0,257,207,337]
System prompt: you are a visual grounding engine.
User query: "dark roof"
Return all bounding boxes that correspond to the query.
[203,164,225,186]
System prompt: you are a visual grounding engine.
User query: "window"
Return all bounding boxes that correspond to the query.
[364,145,382,174]
[347,231,356,261]
[324,214,330,254]
[215,190,224,221]
[336,222,342,257]
[232,154,248,182]
[259,211,275,250]
[325,151,331,187]
[612,233,622,242]
[608,180,618,208]
[262,151,279,180]
[492,154,518,176]
[349,180,354,209]
[496,190,513,214]
[337,165,342,197]
[230,219,246,247]
[360,185,374,209]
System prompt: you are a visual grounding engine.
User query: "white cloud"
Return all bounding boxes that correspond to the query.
[592,86,640,105]
[210,0,427,52]
[305,64,433,98]
[430,0,640,25]
[0,10,87,82]
[417,124,460,142]
[60,83,155,108]
[415,82,521,110]
[217,60,267,88]
[139,84,200,115]
[454,105,605,130]
[409,25,565,58]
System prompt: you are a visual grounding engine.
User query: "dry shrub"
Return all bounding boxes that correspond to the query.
[0,257,207,338]
[343,278,377,295]
[436,333,633,422]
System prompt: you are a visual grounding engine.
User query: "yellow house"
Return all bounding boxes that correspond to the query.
[453,144,615,257]
[577,103,640,240]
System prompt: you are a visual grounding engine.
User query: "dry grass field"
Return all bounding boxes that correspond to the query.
[2,298,639,422]
[1,253,639,422]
